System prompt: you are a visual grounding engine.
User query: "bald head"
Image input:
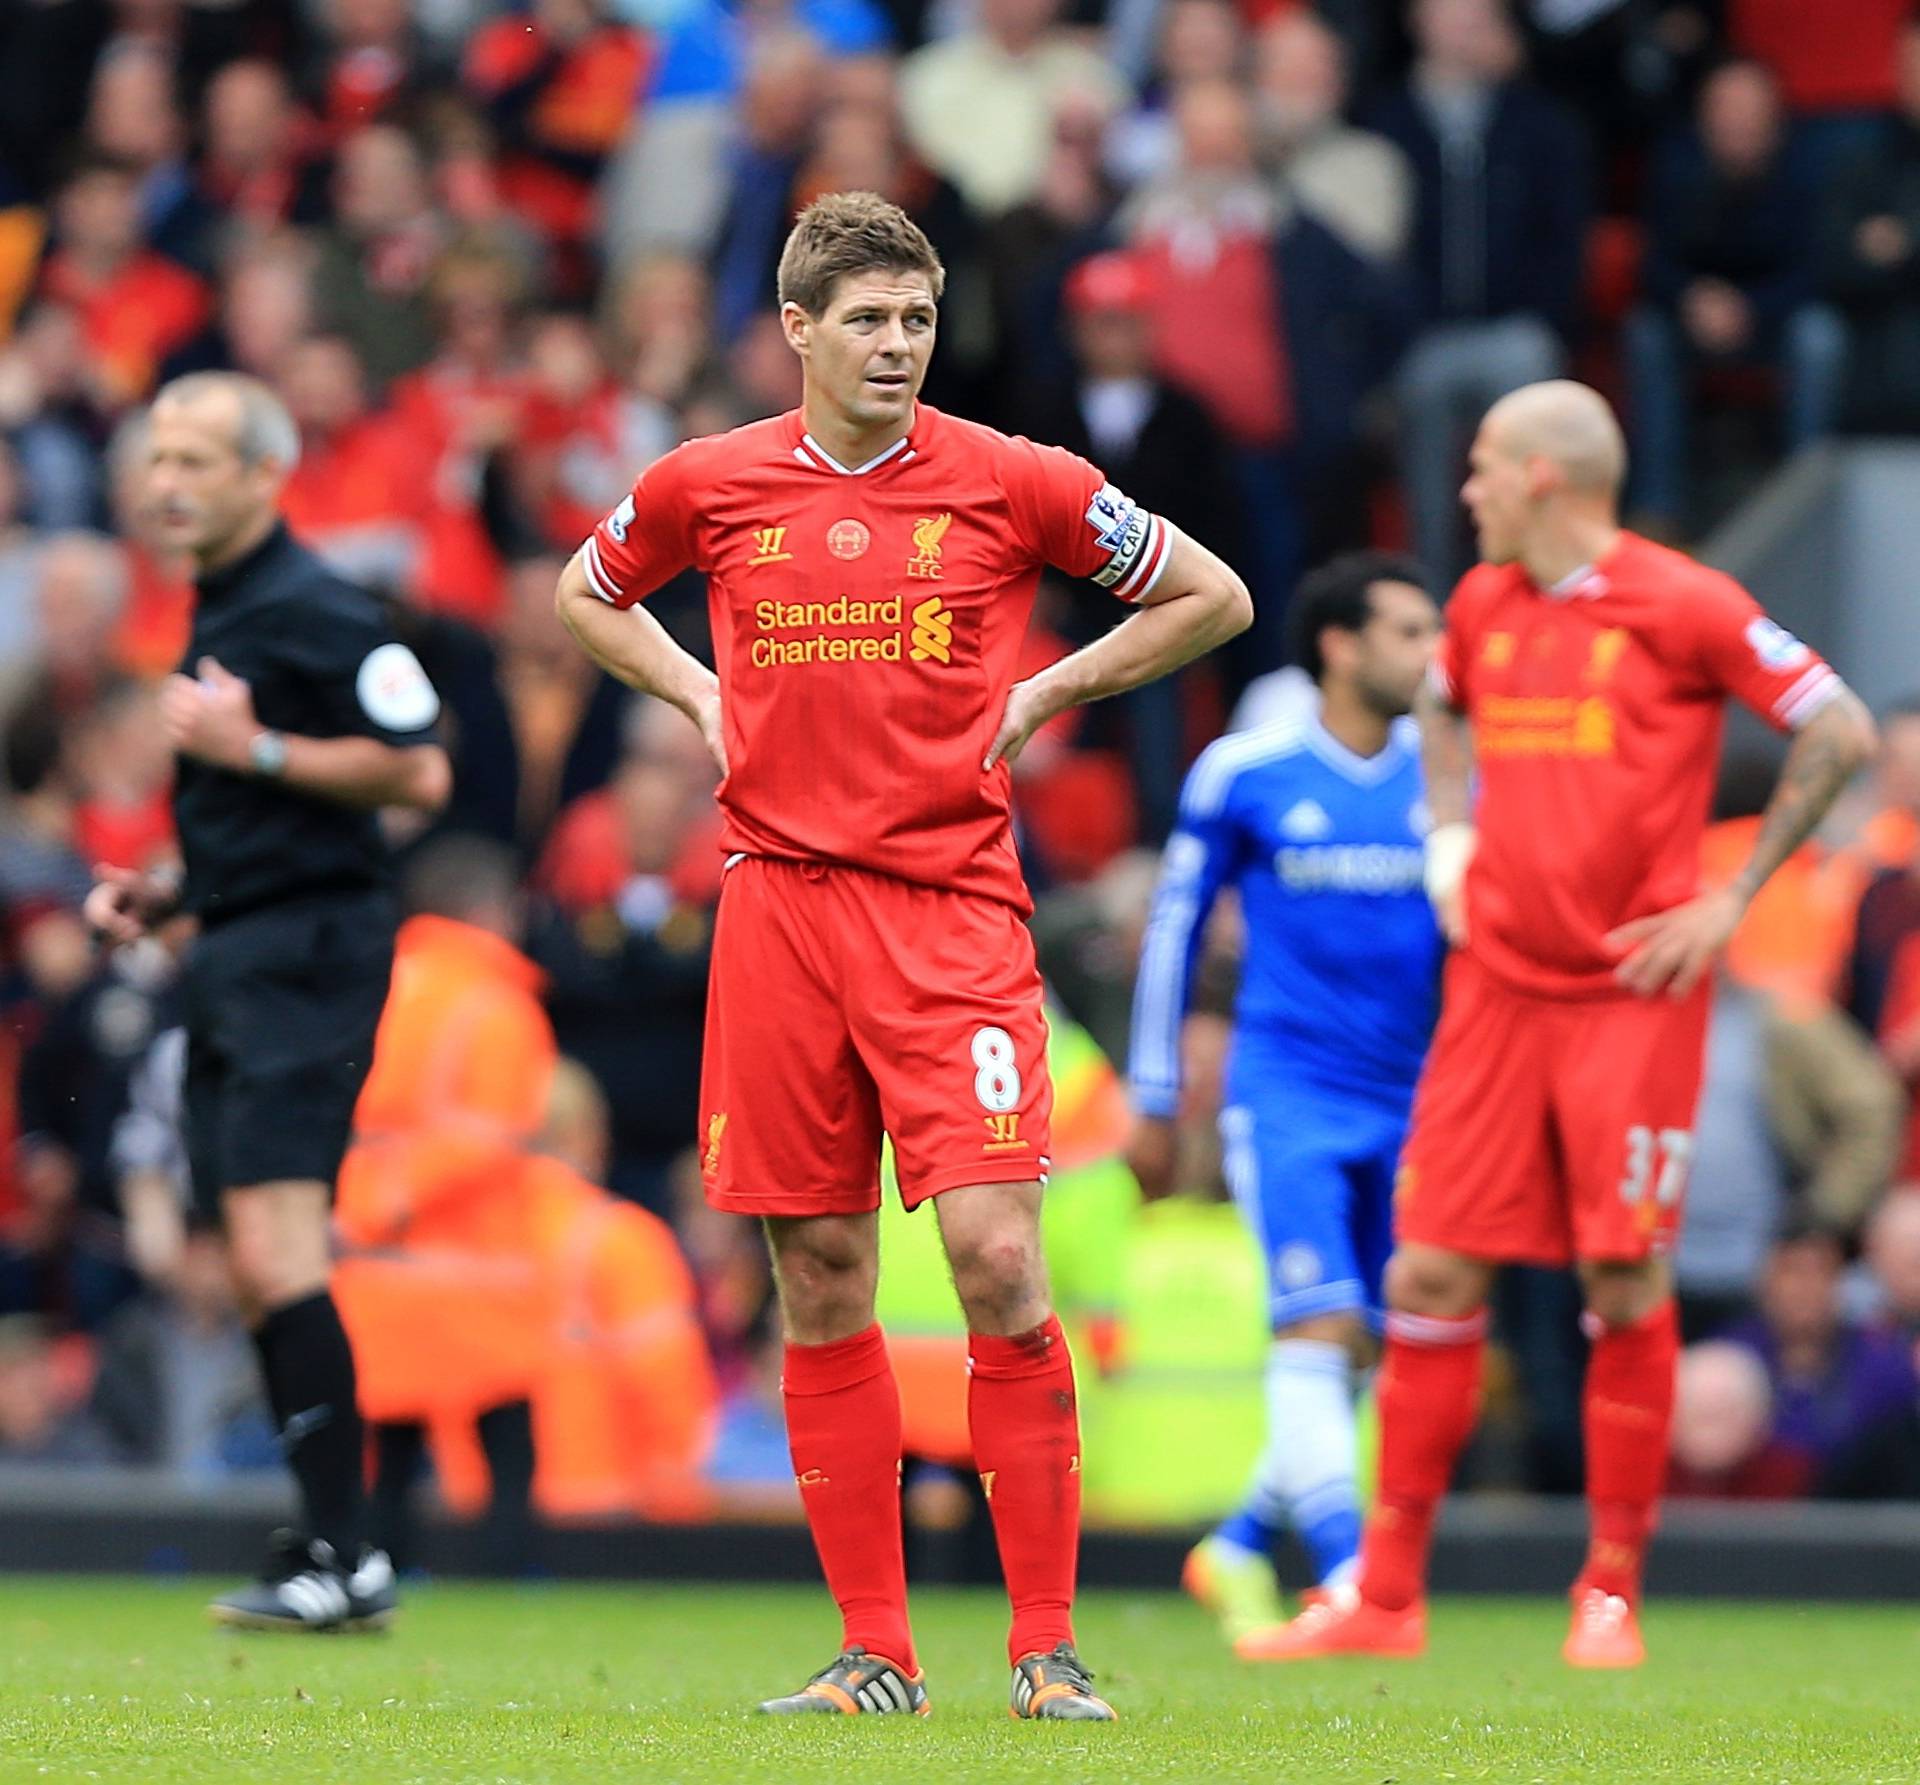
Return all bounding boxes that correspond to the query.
[1483,381,1626,497]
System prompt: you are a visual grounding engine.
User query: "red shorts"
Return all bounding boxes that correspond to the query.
[698,856,1053,1217]
[1395,950,1711,1267]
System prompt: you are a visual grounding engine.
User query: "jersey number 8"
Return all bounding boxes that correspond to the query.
[971,1026,1022,1114]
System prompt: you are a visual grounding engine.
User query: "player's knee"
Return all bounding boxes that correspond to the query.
[946,1229,1046,1326]
[1384,1247,1487,1319]
[1579,1257,1671,1328]
[767,1228,879,1341]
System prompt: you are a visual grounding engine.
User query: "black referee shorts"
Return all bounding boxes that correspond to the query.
[182,890,396,1218]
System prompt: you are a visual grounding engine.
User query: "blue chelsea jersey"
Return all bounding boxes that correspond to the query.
[1129,717,1445,1114]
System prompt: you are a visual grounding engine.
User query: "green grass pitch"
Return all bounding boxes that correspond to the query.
[4,1579,1919,1784]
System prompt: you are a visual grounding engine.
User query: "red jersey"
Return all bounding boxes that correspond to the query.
[1432,533,1842,998]
[583,405,1168,911]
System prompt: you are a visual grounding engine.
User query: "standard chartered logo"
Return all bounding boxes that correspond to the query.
[909,596,953,664]
[747,592,957,669]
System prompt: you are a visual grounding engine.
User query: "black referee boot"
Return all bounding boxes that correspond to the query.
[344,1545,399,1632]
[208,1529,355,1633]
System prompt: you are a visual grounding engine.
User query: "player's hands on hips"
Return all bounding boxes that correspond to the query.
[84,865,174,946]
[984,677,1059,771]
[1124,1113,1179,1201]
[161,657,259,770]
[1606,885,1745,998]
[690,684,728,779]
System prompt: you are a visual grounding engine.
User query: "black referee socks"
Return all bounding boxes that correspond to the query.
[254,1291,366,1563]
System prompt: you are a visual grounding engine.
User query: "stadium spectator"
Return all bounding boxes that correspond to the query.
[0,1315,113,1464]
[1666,1339,1812,1499]
[1624,57,1844,537]
[1820,15,1920,437]
[1723,1221,1918,1482]
[14,532,130,720]
[514,312,630,554]
[0,442,39,664]
[603,251,718,440]
[1864,1189,1920,1363]
[84,42,216,274]
[1724,0,1907,174]
[1129,76,1413,655]
[1121,78,1291,500]
[335,836,556,1573]
[900,0,1128,217]
[276,332,431,597]
[1252,8,1411,265]
[88,1219,278,1475]
[0,699,92,938]
[1105,0,1248,188]
[195,60,327,238]
[310,124,445,392]
[65,678,175,875]
[0,302,115,530]
[35,153,213,409]
[1681,978,1906,1341]
[460,0,653,260]
[647,0,889,110]
[495,552,628,847]
[519,1059,718,1522]
[982,87,1123,398]
[598,0,888,265]
[1368,0,1589,583]
[384,233,541,627]
[311,0,425,142]
[1846,808,1920,1179]
[1851,697,1920,877]
[1514,0,1708,158]
[1018,250,1241,838]
[530,698,720,1214]
[708,31,832,346]
[164,232,317,386]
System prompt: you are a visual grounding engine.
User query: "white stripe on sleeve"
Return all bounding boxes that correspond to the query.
[581,535,624,605]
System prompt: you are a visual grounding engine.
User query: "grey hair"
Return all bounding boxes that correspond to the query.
[152,371,301,473]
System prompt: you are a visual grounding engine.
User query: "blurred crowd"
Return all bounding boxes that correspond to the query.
[7,0,1920,1538]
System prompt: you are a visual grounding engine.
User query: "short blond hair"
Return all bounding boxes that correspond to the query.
[777,190,946,317]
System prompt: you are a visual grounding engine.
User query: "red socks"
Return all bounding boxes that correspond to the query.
[783,1324,916,1671]
[1580,1300,1679,1604]
[968,1314,1081,1664]
[784,1316,1084,1672]
[1354,1296,1676,1614]
[1359,1309,1487,1612]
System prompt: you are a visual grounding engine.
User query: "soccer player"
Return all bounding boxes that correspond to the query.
[1126,552,1444,1649]
[554,193,1251,1719]
[1250,381,1875,1668]
[84,373,451,1629]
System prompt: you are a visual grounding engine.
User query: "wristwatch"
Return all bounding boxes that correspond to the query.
[248,729,289,778]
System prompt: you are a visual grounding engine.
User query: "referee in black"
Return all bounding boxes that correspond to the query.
[86,372,450,1631]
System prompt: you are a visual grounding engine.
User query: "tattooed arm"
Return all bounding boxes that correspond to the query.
[1608,690,1878,997]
